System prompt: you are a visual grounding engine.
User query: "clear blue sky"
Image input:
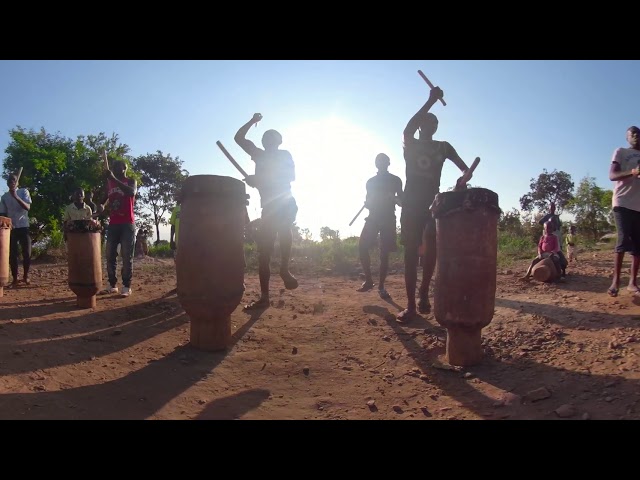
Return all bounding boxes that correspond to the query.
[0,60,638,240]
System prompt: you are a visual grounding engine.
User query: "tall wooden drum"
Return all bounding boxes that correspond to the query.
[0,216,12,297]
[177,175,249,351]
[431,188,501,367]
[66,220,103,308]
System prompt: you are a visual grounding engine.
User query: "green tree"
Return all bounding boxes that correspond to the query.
[2,127,130,242]
[131,151,188,243]
[320,226,339,241]
[499,208,523,235]
[519,169,574,214]
[567,176,613,240]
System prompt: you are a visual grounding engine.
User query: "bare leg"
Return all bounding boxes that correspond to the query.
[398,245,418,321]
[258,251,271,302]
[379,251,389,290]
[418,230,436,313]
[359,242,373,286]
[629,255,640,290]
[609,252,624,296]
[278,228,298,289]
[521,257,542,280]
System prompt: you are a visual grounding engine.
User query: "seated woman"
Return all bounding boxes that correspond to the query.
[520,221,567,281]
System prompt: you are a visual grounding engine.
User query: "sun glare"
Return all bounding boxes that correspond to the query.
[257,116,399,240]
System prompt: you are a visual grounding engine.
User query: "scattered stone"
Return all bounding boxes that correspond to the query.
[582,412,590,420]
[382,335,391,342]
[197,399,206,405]
[419,374,429,382]
[555,404,576,418]
[605,381,616,388]
[112,329,123,336]
[525,387,551,402]
[605,396,614,403]
[368,318,378,326]
[292,347,298,355]
[366,400,376,410]
[303,366,310,376]
[392,405,403,413]
[463,372,475,379]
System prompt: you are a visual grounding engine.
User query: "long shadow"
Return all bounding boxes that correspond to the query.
[0,297,189,375]
[495,297,640,331]
[552,272,614,295]
[0,309,270,419]
[1,288,182,340]
[0,300,83,321]
[195,388,270,420]
[381,296,404,312]
[0,296,76,308]
[363,304,640,420]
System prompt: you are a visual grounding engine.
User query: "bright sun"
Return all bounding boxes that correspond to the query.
[250,116,399,239]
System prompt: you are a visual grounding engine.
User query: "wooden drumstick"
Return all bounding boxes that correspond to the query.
[16,167,23,183]
[216,141,250,180]
[418,70,447,106]
[349,205,366,227]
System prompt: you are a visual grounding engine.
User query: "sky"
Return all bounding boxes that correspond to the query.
[0,59,638,241]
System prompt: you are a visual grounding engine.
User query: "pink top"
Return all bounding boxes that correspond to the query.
[538,234,559,254]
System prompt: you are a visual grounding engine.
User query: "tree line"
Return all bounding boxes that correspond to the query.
[1,127,188,245]
[1,127,614,253]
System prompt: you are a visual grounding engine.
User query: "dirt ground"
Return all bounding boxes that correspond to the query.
[1,249,639,420]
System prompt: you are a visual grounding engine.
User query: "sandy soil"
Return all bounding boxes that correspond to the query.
[1,250,639,420]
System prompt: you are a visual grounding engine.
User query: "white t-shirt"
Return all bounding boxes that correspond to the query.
[612,147,640,211]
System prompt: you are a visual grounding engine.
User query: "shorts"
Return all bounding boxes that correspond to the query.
[359,216,397,253]
[613,206,640,256]
[257,196,298,255]
[400,194,437,249]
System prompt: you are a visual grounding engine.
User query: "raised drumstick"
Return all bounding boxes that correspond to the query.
[16,167,23,183]
[418,70,447,106]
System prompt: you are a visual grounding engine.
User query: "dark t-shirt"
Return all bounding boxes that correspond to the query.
[365,171,402,220]
[252,149,295,209]
[403,137,451,207]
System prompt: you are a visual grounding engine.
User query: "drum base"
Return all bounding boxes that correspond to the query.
[77,295,96,309]
[190,315,231,351]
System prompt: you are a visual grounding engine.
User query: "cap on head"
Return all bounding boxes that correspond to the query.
[375,153,390,170]
[262,129,282,149]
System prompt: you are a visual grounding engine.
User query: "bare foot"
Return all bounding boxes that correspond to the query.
[244,297,270,311]
[280,271,299,290]
[357,281,375,292]
[396,308,419,324]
